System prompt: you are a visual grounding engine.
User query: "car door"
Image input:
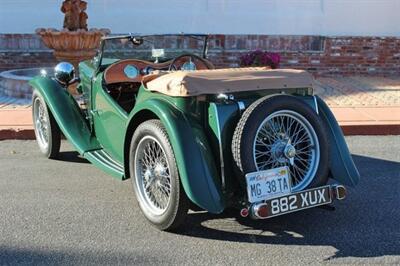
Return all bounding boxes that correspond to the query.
[91,73,128,163]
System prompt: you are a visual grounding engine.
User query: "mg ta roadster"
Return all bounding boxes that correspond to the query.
[30,34,359,230]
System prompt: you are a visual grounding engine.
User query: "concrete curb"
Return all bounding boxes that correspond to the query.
[1,124,399,141]
[0,129,35,140]
[341,124,400,136]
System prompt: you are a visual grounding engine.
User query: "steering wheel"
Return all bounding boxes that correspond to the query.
[168,53,214,71]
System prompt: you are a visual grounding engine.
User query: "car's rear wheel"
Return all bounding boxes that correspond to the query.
[32,90,61,159]
[232,95,329,191]
[129,120,189,231]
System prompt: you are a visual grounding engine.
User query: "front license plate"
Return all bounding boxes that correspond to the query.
[265,185,332,218]
[246,166,291,203]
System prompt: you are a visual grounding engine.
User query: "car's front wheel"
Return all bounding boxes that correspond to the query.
[32,90,61,159]
[129,120,189,231]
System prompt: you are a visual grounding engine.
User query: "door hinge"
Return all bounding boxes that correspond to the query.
[91,109,99,116]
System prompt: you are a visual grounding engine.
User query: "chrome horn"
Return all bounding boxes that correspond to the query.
[54,62,75,85]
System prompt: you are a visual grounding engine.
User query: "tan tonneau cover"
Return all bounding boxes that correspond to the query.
[144,67,314,97]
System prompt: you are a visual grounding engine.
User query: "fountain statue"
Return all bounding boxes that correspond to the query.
[61,0,88,31]
[36,0,110,69]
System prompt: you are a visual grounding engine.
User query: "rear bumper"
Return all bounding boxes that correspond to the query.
[241,184,346,219]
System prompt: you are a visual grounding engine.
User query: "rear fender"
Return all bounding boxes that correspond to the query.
[29,77,100,154]
[315,96,360,186]
[124,98,224,214]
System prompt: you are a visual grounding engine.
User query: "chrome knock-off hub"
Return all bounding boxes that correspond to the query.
[271,141,289,163]
[284,144,296,159]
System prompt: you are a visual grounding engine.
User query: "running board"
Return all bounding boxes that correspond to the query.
[84,149,125,180]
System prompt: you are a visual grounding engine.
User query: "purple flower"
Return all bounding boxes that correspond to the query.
[240,50,280,68]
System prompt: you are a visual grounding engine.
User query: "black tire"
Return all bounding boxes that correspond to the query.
[129,119,189,231]
[232,95,329,190]
[32,90,61,159]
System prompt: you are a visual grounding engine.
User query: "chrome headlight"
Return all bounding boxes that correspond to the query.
[54,62,75,85]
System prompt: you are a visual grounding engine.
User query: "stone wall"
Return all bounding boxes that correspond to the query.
[0,34,399,76]
[0,34,56,71]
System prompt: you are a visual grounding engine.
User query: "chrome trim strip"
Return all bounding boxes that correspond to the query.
[237,101,245,114]
[92,150,124,172]
[98,149,123,168]
[313,95,319,115]
[211,105,226,190]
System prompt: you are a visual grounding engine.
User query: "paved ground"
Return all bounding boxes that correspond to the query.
[315,76,400,107]
[0,137,399,265]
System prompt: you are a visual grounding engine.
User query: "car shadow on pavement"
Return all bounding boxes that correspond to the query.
[56,151,90,164]
[0,247,164,265]
[179,154,400,260]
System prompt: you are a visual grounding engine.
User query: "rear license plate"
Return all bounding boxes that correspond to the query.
[265,185,332,218]
[246,166,291,203]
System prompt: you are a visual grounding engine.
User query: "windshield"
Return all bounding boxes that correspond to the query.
[99,34,208,67]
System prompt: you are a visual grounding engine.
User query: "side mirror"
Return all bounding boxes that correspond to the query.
[54,62,75,85]
[92,50,101,68]
[132,37,144,46]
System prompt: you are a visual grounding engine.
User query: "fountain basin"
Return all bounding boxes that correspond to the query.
[36,28,110,69]
[0,68,54,99]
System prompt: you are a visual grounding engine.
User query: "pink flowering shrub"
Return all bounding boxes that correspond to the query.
[240,50,280,69]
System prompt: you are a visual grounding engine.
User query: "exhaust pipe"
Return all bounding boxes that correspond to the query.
[332,185,346,200]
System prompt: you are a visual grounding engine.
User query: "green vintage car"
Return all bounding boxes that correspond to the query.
[30,34,359,231]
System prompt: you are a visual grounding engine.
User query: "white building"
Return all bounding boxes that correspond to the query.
[0,0,399,75]
[0,0,399,36]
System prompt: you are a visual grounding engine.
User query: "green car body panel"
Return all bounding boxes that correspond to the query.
[125,90,225,213]
[30,55,359,214]
[91,73,128,163]
[29,77,100,154]
[29,76,126,179]
[205,95,360,188]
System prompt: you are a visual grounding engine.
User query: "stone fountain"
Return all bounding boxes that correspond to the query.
[0,1,110,100]
[36,0,110,69]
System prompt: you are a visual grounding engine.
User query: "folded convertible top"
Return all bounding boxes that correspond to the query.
[143,67,314,97]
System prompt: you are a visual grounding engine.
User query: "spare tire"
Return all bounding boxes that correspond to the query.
[232,95,329,191]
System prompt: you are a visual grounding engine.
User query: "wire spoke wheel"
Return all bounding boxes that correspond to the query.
[253,110,320,191]
[232,95,329,194]
[31,91,61,159]
[134,136,172,215]
[130,120,189,231]
[33,97,50,150]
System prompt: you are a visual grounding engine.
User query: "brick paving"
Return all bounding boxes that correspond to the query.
[315,76,400,107]
[314,76,400,134]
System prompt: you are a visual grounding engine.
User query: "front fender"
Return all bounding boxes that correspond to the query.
[125,98,224,214]
[29,77,100,154]
[315,96,360,186]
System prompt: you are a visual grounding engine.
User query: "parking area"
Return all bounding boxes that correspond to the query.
[0,136,399,265]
